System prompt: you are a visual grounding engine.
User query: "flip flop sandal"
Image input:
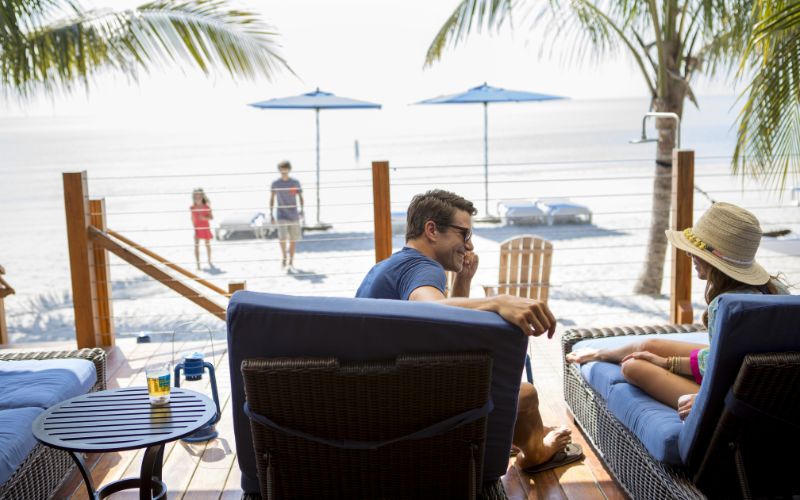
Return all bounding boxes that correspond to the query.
[521,443,584,474]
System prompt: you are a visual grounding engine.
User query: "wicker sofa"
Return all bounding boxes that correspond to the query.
[0,348,107,500]
[562,294,800,499]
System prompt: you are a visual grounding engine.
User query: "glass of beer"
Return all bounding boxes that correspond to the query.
[146,362,171,405]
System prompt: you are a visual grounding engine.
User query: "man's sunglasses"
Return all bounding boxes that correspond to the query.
[447,224,472,243]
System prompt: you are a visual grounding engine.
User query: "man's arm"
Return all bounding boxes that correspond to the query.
[269,191,276,222]
[298,190,305,217]
[409,286,556,338]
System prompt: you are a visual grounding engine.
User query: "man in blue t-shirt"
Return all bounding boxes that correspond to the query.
[270,160,304,272]
[357,189,583,473]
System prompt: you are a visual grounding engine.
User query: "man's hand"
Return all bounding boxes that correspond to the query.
[456,251,479,281]
[621,351,668,369]
[492,294,556,338]
[677,393,697,420]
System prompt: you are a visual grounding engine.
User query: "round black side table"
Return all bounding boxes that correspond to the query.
[33,386,216,500]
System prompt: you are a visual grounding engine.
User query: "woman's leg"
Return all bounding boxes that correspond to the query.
[567,338,706,364]
[194,237,200,270]
[205,239,212,266]
[621,358,700,409]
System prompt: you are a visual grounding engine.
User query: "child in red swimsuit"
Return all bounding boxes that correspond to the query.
[191,188,213,270]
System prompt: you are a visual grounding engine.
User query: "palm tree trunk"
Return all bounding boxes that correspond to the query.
[633,97,683,295]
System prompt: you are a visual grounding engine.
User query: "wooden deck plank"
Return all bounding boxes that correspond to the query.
[181,352,238,499]
[158,346,228,499]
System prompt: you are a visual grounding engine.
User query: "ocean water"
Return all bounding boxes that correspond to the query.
[3,94,796,342]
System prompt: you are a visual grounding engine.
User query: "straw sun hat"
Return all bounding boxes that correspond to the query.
[665,202,770,285]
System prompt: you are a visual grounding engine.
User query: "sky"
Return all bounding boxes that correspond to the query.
[4,0,739,119]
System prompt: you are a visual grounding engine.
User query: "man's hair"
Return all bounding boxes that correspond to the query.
[405,190,476,241]
[277,160,291,171]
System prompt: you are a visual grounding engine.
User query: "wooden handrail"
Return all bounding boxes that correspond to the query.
[90,227,226,321]
[106,229,229,298]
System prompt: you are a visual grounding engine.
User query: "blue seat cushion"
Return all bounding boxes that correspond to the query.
[0,359,97,410]
[0,407,44,485]
[572,331,708,464]
[606,382,684,464]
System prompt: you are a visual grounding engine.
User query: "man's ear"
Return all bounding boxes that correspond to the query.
[423,220,439,242]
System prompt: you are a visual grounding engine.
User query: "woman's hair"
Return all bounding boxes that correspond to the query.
[405,189,476,241]
[192,189,210,205]
[701,267,783,326]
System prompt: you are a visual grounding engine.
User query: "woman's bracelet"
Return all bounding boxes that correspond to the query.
[667,356,679,374]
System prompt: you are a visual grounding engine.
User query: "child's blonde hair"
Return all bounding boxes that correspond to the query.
[192,188,210,205]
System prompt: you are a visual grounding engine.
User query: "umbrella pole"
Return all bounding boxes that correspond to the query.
[483,102,489,217]
[315,108,321,225]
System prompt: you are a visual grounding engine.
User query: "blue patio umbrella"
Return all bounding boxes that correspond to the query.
[417,83,566,220]
[250,89,381,229]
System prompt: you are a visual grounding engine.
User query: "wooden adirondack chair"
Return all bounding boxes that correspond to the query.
[482,235,553,303]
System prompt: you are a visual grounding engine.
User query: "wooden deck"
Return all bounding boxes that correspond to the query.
[10,333,627,499]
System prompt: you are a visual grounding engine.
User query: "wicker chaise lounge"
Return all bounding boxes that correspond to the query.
[562,294,800,499]
[0,348,106,500]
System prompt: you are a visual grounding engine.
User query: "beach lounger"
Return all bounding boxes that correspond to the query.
[535,198,592,225]
[497,200,546,225]
[215,212,277,240]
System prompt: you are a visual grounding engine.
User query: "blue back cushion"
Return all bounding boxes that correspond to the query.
[679,294,800,467]
[227,292,527,493]
[0,407,44,485]
[0,359,97,410]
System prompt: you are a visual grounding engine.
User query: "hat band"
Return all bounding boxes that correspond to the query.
[683,228,754,266]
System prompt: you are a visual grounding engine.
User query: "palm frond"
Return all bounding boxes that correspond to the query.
[1,0,291,98]
[733,10,800,191]
[424,0,514,66]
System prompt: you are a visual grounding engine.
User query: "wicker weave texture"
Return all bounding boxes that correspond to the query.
[242,352,493,500]
[695,351,800,498]
[561,325,706,500]
[0,347,107,500]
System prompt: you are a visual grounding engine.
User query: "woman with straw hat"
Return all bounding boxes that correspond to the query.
[567,202,789,419]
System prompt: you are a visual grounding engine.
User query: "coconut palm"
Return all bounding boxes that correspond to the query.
[425,0,752,295]
[1,0,290,98]
[733,0,800,191]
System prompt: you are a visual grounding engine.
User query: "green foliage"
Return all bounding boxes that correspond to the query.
[734,0,800,190]
[425,0,753,106]
[0,0,291,98]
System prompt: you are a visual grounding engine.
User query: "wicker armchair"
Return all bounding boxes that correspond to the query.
[241,352,493,500]
[562,303,800,500]
[0,348,107,500]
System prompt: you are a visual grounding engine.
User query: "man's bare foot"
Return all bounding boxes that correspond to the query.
[515,425,572,470]
[566,348,606,364]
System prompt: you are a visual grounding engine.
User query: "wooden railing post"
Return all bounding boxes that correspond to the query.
[671,150,694,324]
[64,172,101,348]
[228,281,247,296]
[90,199,115,346]
[372,161,392,263]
